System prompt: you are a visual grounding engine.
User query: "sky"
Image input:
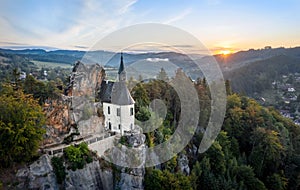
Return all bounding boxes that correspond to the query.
[0,0,300,54]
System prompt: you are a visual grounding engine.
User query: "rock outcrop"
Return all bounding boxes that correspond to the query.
[110,133,146,190]
[43,62,105,145]
[16,155,114,190]
[177,154,190,175]
[24,62,147,189]
[65,161,113,190]
[118,168,144,190]
[43,96,73,144]
[16,155,58,190]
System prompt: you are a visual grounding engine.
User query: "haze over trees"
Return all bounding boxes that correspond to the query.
[135,72,300,190]
[0,48,300,189]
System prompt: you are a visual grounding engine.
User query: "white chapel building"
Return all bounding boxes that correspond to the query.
[102,53,135,135]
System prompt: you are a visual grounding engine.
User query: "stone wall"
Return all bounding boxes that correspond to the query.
[88,135,117,157]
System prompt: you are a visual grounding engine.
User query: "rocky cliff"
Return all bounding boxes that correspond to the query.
[21,62,147,190]
[109,134,146,190]
[64,160,113,190]
[16,155,58,190]
[16,155,114,190]
[43,62,105,145]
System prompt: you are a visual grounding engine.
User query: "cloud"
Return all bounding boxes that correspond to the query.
[118,0,138,15]
[146,58,169,62]
[74,45,89,49]
[0,0,139,49]
[173,44,195,48]
[49,0,139,49]
[0,41,29,46]
[163,8,192,24]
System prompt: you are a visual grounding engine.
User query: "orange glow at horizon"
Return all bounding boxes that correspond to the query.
[217,49,233,55]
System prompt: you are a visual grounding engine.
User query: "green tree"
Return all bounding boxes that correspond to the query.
[64,142,92,170]
[135,106,151,122]
[11,68,21,90]
[157,68,169,81]
[145,169,192,190]
[234,165,267,190]
[131,83,150,111]
[249,127,284,177]
[206,141,226,174]
[266,173,288,190]
[191,161,202,189]
[225,79,232,95]
[45,80,61,99]
[51,157,66,184]
[23,75,48,104]
[0,85,45,167]
[144,169,163,190]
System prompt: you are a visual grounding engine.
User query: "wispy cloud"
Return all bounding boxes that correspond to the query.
[0,41,29,46]
[163,8,192,24]
[118,0,138,15]
[48,0,139,49]
[173,44,195,48]
[74,45,88,49]
[0,0,139,49]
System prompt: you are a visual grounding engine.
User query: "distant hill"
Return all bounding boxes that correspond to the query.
[0,48,202,79]
[215,47,300,71]
[0,51,37,80]
[1,46,300,96]
[212,47,300,95]
[0,48,85,64]
[224,54,300,94]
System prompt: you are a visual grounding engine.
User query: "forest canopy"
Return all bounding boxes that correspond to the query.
[139,77,300,190]
[0,84,45,167]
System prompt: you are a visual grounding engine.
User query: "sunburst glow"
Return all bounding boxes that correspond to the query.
[219,50,232,55]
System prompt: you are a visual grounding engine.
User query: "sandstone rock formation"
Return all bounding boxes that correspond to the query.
[16,155,114,190]
[16,155,58,190]
[110,134,146,190]
[177,154,190,175]
[65,161,113,190]
[43,62,105,145]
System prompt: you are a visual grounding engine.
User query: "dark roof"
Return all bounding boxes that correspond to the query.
[118,53,125,74]
[100,53,134,105]
[99,80,114,103]
[111,82,135,105]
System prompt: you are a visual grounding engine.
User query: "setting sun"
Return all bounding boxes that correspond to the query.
[219,50,232,55]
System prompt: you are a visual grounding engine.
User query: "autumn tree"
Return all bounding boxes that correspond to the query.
[0,85,45,167]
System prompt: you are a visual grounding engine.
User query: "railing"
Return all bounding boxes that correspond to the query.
[43,132,116,156]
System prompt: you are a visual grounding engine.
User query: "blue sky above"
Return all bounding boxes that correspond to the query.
[0,0,299,53]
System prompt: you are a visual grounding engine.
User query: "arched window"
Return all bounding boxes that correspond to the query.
[108,122,112,130]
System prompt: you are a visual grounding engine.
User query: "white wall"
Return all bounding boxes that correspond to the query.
[103,102,134,134]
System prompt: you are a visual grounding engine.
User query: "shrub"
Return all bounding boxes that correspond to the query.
[64,143,93,171]
[51,157,66,184]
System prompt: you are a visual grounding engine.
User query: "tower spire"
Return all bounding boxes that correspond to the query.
[118,52,126,81]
